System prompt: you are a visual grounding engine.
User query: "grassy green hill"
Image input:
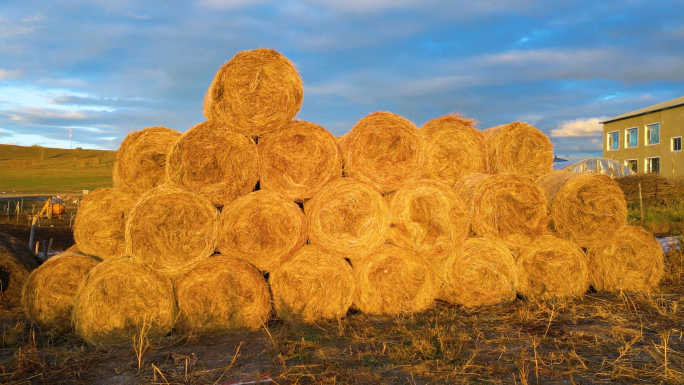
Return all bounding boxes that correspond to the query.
[0,144,115,194]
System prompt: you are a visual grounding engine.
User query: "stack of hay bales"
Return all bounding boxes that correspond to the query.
[18,48,665,347]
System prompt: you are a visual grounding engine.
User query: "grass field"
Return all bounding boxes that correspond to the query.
[0,144,115,195]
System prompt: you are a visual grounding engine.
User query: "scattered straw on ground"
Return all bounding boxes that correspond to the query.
[420,114,487,185]
[203,48,303,137]
[174,256,271,333]
[340,112,425,193]
[258,120,342,201]
[536,171,627,248]
[482,122,553,176]
[73,188,137,260]
[217,190,307,272]
[166,120,259,207]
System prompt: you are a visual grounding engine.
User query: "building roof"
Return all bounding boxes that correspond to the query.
[600,95,684,124]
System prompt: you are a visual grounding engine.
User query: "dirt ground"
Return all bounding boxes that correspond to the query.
[1,227,683,384]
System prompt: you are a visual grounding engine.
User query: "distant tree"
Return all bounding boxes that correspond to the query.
[73,147,82,161]
[31,144,45,160]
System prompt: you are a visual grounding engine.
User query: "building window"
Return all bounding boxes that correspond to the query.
[646,157,660,173]
[625,159,638,173]
[625,127,638,148]
[646,123,660,145]
[672,137,682,152]
[607,131,619,150]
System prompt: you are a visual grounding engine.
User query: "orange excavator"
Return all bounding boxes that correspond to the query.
[29,197,66,220]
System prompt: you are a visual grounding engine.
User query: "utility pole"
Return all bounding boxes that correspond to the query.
[69,129,73,149]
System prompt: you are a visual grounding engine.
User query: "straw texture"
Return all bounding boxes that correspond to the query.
[536,171,627,248]
[354,244,435,315]
[0,233,40,309]
[166,120,259,207]
[115,126,181,197]
[203,48,303,137]
[516,235,589,300]
[22,251,100,333]
[436,237,518,308]
[306,178,389,261]
[73,188,137,260]
[387,179,469,261]
[217,190,307,272]
[174,256,272,333]
[270,245,355,323]
[125,186,218,275]
[420,114,487,185]
[483,122,553,176]
[587,225,664,293]
[72,257,176,346]
[258,120,342,201]
[341,112,425,193]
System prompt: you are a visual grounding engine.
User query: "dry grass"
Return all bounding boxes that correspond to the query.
[483,121,553,177]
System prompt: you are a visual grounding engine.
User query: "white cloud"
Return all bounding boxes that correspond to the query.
[0,128,103,149]
[8,107,91,122]
[21,13,45,22]
[0,68,23,79]
[550,117,609,137]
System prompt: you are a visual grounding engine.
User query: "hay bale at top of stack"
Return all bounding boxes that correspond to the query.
[536,171,627,248]
[270,245,355,323]
[204,48,303,137]
[436,237,518,308]
[166,121,259,207]
[115,126,181,197]
[483,122,553,176]
[174,256,271,333]
[217,190,307,272]
[387,179,469,261]
[354,244,435,315]
[453,173,548,248]
[616,172,676,206]
[306,178,389,261]
[258,120,342,202]
[22,251,100,333]
[125,187,217,276]
[340,112,425,193]
[73,257,176,346]
[587,225,664,293]
[73,188,137,260]
[517,234,589,300]
[420,114,487,186]
[0,233,42,309]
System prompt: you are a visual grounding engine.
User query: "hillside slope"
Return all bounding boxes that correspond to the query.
[0,144,116,194]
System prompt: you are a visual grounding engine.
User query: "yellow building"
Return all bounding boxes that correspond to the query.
[602,95,684,178]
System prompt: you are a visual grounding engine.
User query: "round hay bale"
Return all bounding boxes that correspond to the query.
[22,251,100,333]
[453,173,548,248]
[217,190,306,272]
[536,171,627,248]
[73,257,176,346]
[305,178,389,260]
[270,245,355,323]
[203,48,303,137]
[587,225,664,292]
[436,237,518,307]
[341,112,425,193]
[73,188,137,260]
[258,120,342,201]
[420,114,487,185]
[387,179,469,261]
[517,235,589,300]
[174,256,271,333]
[483,122,553,176]
[354,244,435,315]
[125,187,218,276]
[166,121,259,207]
[0,233,41,309]
[115,126,181,197]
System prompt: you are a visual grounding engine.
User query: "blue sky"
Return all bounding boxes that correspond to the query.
[1,0,683,156]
